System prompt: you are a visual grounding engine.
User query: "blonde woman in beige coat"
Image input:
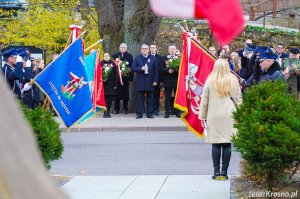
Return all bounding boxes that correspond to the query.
[199,59,242,180]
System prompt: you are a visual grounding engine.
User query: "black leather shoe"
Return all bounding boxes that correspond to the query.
[147,115,154,119]
[212,170,221,180]
[124,110,128,114]
[136,115,142,119]
[154,111,159,116]
[114,110,119,114]
[220,170,229,180]
[107,114,111,118]
[164,113,169,118]
[176,113,181,118]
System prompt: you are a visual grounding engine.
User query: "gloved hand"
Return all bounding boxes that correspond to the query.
[242,80,248,87]
[21,83,31,93]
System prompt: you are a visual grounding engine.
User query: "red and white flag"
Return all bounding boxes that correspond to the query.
[175,33,215,138]
[149,0,245,45]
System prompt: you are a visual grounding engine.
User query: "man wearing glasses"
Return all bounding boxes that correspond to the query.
[1,48,23,99]
[275,43,288,67]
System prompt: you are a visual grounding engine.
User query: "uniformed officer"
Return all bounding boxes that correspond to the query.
[132,44,158,119]
[258,52,284,83]
[17,48,34,108]
[1,48,24,99]
[282,47,300,96]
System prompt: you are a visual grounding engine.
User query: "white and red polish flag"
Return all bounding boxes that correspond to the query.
[149,0,245,45]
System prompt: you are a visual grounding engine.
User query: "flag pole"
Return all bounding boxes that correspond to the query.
[84,39,104,54]
[28,30,88,87]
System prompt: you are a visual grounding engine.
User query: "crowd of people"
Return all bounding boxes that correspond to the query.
[101,43,181,119]
[1,40,299,120]
[1,47,50,109]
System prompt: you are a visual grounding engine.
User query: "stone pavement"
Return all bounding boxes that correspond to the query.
[61,113,188,132]
[61,175,231,199]
[57,113,235,199]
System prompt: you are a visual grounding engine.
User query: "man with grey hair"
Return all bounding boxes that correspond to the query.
[132,44,158,119]
[162,45,180,118]
[112,43,134,114]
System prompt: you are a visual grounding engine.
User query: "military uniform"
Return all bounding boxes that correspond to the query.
[282,57,300,95]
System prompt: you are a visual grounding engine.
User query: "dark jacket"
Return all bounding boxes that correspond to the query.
[259,61,284,82]
[152,53,164,83]
[1,63,23,98]
[161,55,179,88]
[101,60,118,96]
[112,51,133,100]
[132,54,158,92]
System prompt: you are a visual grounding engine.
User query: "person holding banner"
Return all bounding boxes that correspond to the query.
[101,53,118,118]
[198,59,242,180]
[112,43,133,114]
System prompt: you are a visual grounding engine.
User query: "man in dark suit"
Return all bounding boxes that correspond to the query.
[275,43,288,68]
[112,43,134,114]
[132,44,158,119]
[150,44,164,116]
[162,45,180,118]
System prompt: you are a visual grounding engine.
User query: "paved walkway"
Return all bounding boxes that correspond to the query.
[60,113,187,132]
[57,114,234,199]
[61,175,231,199]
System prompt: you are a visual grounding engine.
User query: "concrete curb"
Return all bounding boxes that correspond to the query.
[62,126,188,132]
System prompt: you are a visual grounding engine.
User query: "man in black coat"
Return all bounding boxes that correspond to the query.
[132,44,158,119]
[1,48,24,99]
[112,43,133,114]
[162,45,180,118]
[150,44,164,116]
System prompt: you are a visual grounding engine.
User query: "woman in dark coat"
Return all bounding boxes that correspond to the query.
[101,53,118,118]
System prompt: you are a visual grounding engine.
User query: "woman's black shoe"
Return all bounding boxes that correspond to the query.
[220,170,229,180]
[212,170,221,180]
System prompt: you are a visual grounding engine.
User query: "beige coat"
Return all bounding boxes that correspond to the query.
[198,75,242,143]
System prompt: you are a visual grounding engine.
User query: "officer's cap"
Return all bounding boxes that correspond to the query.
[255,46,273,54]
[258,52,277,62]
[2,48,18,60]
[245,44,256,52]
[17,48,30,60]
[289,47,299,55]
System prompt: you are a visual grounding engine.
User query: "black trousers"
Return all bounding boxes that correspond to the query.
[212,143,231,172]
[115,99,128,112]
[153,85,160,112]
[105,95,116,114]
[136,91,153,117]
[164,87,176,113]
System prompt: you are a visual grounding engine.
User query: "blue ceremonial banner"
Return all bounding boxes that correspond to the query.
[34,38,92,128]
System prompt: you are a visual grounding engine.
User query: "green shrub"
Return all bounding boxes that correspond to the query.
[232,80,300,190]
[21,105,64,168]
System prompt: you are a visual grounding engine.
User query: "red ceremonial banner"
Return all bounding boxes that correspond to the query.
[175,33,216,138]
[92,52,106,110]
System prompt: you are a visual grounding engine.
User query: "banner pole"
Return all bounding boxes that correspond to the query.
[84,39,104,54]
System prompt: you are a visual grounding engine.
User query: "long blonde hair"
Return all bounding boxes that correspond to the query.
[206,59,236,97]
